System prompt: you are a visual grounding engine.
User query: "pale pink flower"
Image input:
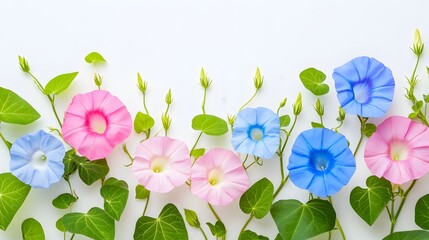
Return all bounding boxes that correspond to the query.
[132,136,191,193]
[191,148,249,206]
[62,90,132,160]
[365,116,429,184]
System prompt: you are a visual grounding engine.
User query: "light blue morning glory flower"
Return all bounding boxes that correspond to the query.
[288,128,355,197]
[333,56,395,118]
[231,107,280,159]
[10,130,65,188]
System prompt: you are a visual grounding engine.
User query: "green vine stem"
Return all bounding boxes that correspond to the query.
[198,225,209,240]
[328,196,346,240]
[353,116,368,157]
[389,180,417,233]
[190,132,203,162]
[0,131,11,150]
[142,192,151,216]
[208,203,226,240]
[239,89,259,112]
[239,213,254,237]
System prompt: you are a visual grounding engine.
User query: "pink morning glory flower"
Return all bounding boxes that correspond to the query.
[365,116,429,184]
[62,90,132,160]
[191,148,249,206]
[132,136,191,193]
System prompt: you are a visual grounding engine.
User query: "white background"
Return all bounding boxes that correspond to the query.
[1,1,429,239]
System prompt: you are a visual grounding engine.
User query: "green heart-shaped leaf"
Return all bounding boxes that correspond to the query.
[21,218,45,240]
[415,194,429,229]
[134,203,188,240]
[55,217,65,232]
[100,177,129,221]
[383,230,429,240]
[77,158,109,185]
[44,72,79,95]
[350,175,392,226]
[190,148,205,160]
[192,114,228,136]
[85,52,107,64]
[206,221,226,238]
[135,185,150,200]
[62,150,81,181]
[280,115,291,128]
[299,68,329,96]
[0,87,40,125]
[240,178,274,219]
[0,173,31,230]
[134,112,155,133]
[238,230,268,240]
[52,193,77,209]
[270,199,336,240]
[62,207,114,240]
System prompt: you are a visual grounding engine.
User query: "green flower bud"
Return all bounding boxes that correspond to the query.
[94,73,103,87]
[200,68,212,89]
[227,114,236,127]
[184,209,200,228]
[338,106,346,121]
[279,98,287,108]
[137,73,147,93]
[18,55,30,73]
[165,89,172,105]
[254,67,263,90]
[412,29,424,56]
[162,113,172,131]
[315,98,324,116]
[293,93,303,116]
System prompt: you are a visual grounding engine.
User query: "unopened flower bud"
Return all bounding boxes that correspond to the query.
[18,55,30,73]
[137,73,147,93]
[412,29,424,56]
[227,114,236,127]
[94,73,103,87]
[162,113,172,131]
[293,93,303,116]
[254,67,263,90]
[279,98,287,108]
[165,89,172,105]
[200,68,212,89]
[338,107,346,121]
[315,98,324,116]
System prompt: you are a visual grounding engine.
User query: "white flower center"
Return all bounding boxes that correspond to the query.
[208,168,223,186]
[250,128,264,141]
[151,157,169,173]
[89,113,107,134]
[390,141,409,161]
[32,150,48,170]
[353,82,371,104]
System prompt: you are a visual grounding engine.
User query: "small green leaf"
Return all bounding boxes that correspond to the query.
[0,173,31,230]
[350,176,392,226]
[0,87,40,124]
[364,123,377,137]
[192,114,228,136]
[135,185,150,200]
[44,72,79,95]
[423,94,429,103]
[240,178,274,219]
[299,68,329,96]
[134,203,188,240]
[62,207,114,240]
[311,122,324,128]
[184,209,200,228]
[270,199,336,240]
[21,218,45,240]
[55,217,65,232]
[409,112,418,119]
[52,193,77,209]
[134,112,155,133]
[412,101,424,112]
[239,230,269,240]
[190,148,205,160]
[77,158,109,185]
[383,230,429,240]
[415,194,429,229]
[100,177,129,221]
[85,52,107,64]
[62,150,81,181]
[280,115,291,127]
[206,221,226,238]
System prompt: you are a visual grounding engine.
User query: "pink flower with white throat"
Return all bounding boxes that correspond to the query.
[191,148,249,206]
[132,136,191,193]
[62,90,132,160]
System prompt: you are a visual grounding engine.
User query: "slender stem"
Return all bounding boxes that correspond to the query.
[239,89,258,112]
[50,96,63,128]
[142,92,150,115]
[328,231,332,240]
[0,132,11,150]
[198,225,209,240]
[208,203,221,222]
[281,116,298,154]
[390,180,417,233]
[143,192,151,216]
[190,132,203,158]
[328,196,346,240]
[202,88,207,114]
[354,116,367,157]
[239,214,254,236]
[70,234,75,240]
[410,55,420,83]
[319,115,324,126]
[389,194,395,234]
[242,154,249,168]
[28,72,45,93]
[65,179,78,199]
[353,133,363,157]
[273,175,289,199]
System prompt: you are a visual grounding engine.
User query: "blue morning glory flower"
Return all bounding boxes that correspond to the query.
[10,130,65,188]
[288,128,355,197]
[231,107,280,159]
[333,56,395,117]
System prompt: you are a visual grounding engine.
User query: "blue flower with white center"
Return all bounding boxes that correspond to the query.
[333,56,395,118]
[288,128,356,197]
[231,107,280,159]
[10,130,65,188]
